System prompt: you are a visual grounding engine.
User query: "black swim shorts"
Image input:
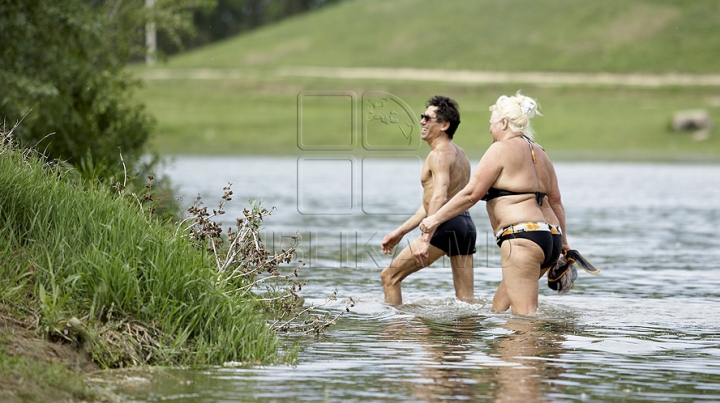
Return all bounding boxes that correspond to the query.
[429,211,477,257]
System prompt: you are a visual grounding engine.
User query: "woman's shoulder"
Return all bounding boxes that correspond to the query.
[486,139,514,153]
[485,137,526,161]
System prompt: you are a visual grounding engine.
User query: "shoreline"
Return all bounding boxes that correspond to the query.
[151,150,720,164]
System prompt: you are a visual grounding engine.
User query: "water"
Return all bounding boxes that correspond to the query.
[116,157,720,402]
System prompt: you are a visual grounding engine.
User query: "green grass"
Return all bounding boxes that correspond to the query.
[139,77,720,160]
[0,139,283,368]
[131,0,720,160]
[154,0,720,74]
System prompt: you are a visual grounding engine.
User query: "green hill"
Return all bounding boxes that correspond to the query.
[165,0,720,74]
[134,0,720,159]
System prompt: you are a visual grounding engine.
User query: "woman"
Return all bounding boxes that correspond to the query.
[419,93,569,315]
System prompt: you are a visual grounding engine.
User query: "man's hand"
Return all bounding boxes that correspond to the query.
[381,231,403,254]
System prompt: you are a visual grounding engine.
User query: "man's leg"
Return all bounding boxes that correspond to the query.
[380,237,445,305]
[450,254,474,302]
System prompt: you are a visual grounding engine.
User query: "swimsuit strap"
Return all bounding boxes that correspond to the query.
[522,135,547,206]
[522,135,536,163]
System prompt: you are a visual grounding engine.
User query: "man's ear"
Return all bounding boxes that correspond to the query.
[441,120,451,133]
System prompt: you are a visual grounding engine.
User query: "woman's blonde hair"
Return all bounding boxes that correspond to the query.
[489,92,541,140]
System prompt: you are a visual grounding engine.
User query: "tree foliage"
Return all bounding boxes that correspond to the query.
[0,0,336,176]
[0,0,212,178]
[159,0,343,54]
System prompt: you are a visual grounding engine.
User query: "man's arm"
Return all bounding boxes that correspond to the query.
[381,204,427,254]
[414,151,453,262]
[425,151,452,217]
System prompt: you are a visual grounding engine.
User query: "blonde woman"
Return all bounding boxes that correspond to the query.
[418,93,569,315]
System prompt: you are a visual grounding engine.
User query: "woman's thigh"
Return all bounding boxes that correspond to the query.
[500,238,545,314]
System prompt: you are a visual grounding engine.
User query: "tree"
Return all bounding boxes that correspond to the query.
[0,0,212,179]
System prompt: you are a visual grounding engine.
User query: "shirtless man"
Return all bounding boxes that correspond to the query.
[380,96,476,305]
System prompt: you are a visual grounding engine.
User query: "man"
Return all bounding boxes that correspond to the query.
[380,95,476,305]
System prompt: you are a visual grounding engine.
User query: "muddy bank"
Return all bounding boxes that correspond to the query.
[0,312,117,403]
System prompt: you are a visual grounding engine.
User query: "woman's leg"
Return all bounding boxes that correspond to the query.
[492,280,511,312]
[495,238,545,315]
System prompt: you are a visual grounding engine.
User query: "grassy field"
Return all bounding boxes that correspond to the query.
[157,0,720,74]
[133,0,720,160]
[139,77,720,160]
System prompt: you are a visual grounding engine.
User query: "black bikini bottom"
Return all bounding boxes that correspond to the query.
[496,222,562,268]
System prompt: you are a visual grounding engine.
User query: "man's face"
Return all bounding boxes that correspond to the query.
[420,106,443,141]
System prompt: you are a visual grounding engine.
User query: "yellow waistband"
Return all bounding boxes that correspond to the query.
[495,222,562,239]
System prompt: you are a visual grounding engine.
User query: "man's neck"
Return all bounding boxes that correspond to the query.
[427,134,451,150]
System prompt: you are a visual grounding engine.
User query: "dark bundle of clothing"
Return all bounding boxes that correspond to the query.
[547,249,600,294]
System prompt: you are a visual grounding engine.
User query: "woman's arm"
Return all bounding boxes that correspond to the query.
[546,163,569,249]
[420,144,504,233]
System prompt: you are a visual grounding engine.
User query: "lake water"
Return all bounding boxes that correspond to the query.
[115,156,720,402]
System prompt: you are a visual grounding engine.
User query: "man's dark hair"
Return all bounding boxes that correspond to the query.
[426,95,461,138]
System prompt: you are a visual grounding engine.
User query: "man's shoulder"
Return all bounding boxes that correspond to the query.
[428,142,468,159]
[426,144,468,170]
[425,147,452,163]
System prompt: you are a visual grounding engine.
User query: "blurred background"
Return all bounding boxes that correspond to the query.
[4,0,720,175]
[136,0,720,161]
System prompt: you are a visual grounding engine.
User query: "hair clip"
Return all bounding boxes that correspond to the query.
[520,100,534,115]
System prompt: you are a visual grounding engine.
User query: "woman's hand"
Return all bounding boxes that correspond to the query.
[412,237,430,265]
[419,215,439,234]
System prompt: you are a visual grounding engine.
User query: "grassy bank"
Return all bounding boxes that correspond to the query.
[139,77,720,161]
[0,131,293,376]
[0,326,113,402]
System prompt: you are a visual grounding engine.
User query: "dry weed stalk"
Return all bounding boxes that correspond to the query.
[181,183,353,335]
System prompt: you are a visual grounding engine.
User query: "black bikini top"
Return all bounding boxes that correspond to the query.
[481,136,547,206]
[481,188,547,206]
